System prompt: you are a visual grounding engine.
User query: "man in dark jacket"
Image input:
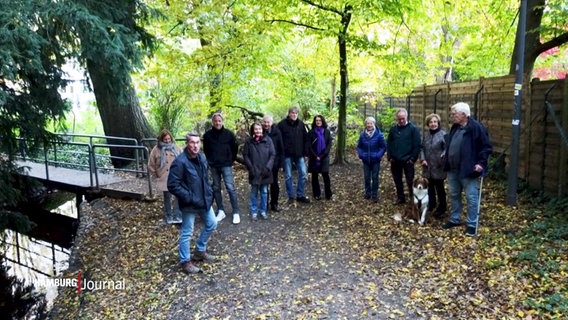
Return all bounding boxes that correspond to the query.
[277,106,311,204]
[262,114,285,211]
[387,108,421,204]
[443,102,492,236]
[203,113,241,224]
[168,132,217,274]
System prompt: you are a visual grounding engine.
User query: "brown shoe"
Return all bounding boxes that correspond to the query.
[192,250,216,262]
[181,261,201,274]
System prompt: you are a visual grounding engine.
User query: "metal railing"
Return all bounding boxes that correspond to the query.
[14,133,153,197]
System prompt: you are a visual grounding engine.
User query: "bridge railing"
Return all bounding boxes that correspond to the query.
[16,138,94,184]
[15,134,153,198]
[92,143,152,196]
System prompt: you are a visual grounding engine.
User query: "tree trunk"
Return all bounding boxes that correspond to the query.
[329,77,336,110]
[508,0,568,77]
[87,59,154,168]
[510,0,545,76]
[333,5,352,165]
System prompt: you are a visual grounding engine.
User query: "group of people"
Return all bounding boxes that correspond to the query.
[356,102,492,237]
[149,101,491,274]
[148,106,334,274]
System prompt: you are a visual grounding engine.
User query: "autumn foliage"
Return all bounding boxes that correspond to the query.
[50,152,567,319]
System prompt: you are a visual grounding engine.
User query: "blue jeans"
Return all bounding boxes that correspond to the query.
[163,191,180,218]
[249,184,268,215]
[179,206,217,264]
[283,157,307,199]
[210,166,240,214]
[447,171,480,228]
[363,162,380,199]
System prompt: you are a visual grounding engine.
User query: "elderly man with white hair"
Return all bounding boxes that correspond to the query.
[443,102,492,236]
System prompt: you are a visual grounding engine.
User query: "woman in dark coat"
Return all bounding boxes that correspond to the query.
[419,113,447,218]
[307,115,333,200]
[242,122,275,220]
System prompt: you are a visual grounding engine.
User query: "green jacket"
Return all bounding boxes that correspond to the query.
[387,122,421,162]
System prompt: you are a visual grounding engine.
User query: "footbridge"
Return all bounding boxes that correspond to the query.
[14,134,159,201]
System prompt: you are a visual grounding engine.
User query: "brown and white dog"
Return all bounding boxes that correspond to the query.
[411,177,429,225]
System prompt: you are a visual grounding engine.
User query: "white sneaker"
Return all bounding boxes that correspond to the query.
[232,213,240,224]
[260,212,267,219]
[216,210,226,222]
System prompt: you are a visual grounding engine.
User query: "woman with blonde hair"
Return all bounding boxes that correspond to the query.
[148,129,182,224]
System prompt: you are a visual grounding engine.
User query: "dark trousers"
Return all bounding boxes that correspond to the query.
[427,178,447,212]
[391,160,415,201]
[311,171,332,199]
[268,166,280,206]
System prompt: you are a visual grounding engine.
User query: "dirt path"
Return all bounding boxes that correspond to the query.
[49,151,555,319]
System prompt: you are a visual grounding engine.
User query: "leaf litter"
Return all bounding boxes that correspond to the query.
[49,151,567,319]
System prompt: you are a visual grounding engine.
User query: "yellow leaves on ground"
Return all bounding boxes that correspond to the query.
[49,157,567,319]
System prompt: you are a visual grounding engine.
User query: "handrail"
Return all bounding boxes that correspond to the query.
[59,133,138,145]
[92,143,153,198]
[14,134,153,198]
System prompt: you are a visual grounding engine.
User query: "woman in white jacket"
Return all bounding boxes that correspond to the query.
[148,129,182,224]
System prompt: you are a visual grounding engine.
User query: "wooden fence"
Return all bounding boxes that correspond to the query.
[360,75,568,197]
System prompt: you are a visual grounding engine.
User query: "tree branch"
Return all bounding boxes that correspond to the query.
[536,32,568,56]
[300,0,342,15]
[266,19,326,31]
[226,105,264,119]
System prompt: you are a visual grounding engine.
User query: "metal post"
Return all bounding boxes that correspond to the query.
[506,0,527,206]
[475,176,484,237]
[434,89,442,114]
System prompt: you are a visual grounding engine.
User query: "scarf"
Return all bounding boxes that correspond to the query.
[429,127,441,135]
[365,127,375,138]
[159,142,180,168]
[315,127,326,155]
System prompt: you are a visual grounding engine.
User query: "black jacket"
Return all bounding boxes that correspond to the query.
[167,150,213,211]
[444,118,492,179]
[203,126,238,167]
[277,117,308,158]
[266,124,285,169]
[242,135,275,185]
[307,128,332,173]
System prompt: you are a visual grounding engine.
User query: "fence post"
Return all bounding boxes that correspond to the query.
[559,77,568,197]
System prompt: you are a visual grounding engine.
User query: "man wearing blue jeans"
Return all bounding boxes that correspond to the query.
[203,113,241,224]
[168,133,217,274]
[443,102,492,236]
[278,106,310,204]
